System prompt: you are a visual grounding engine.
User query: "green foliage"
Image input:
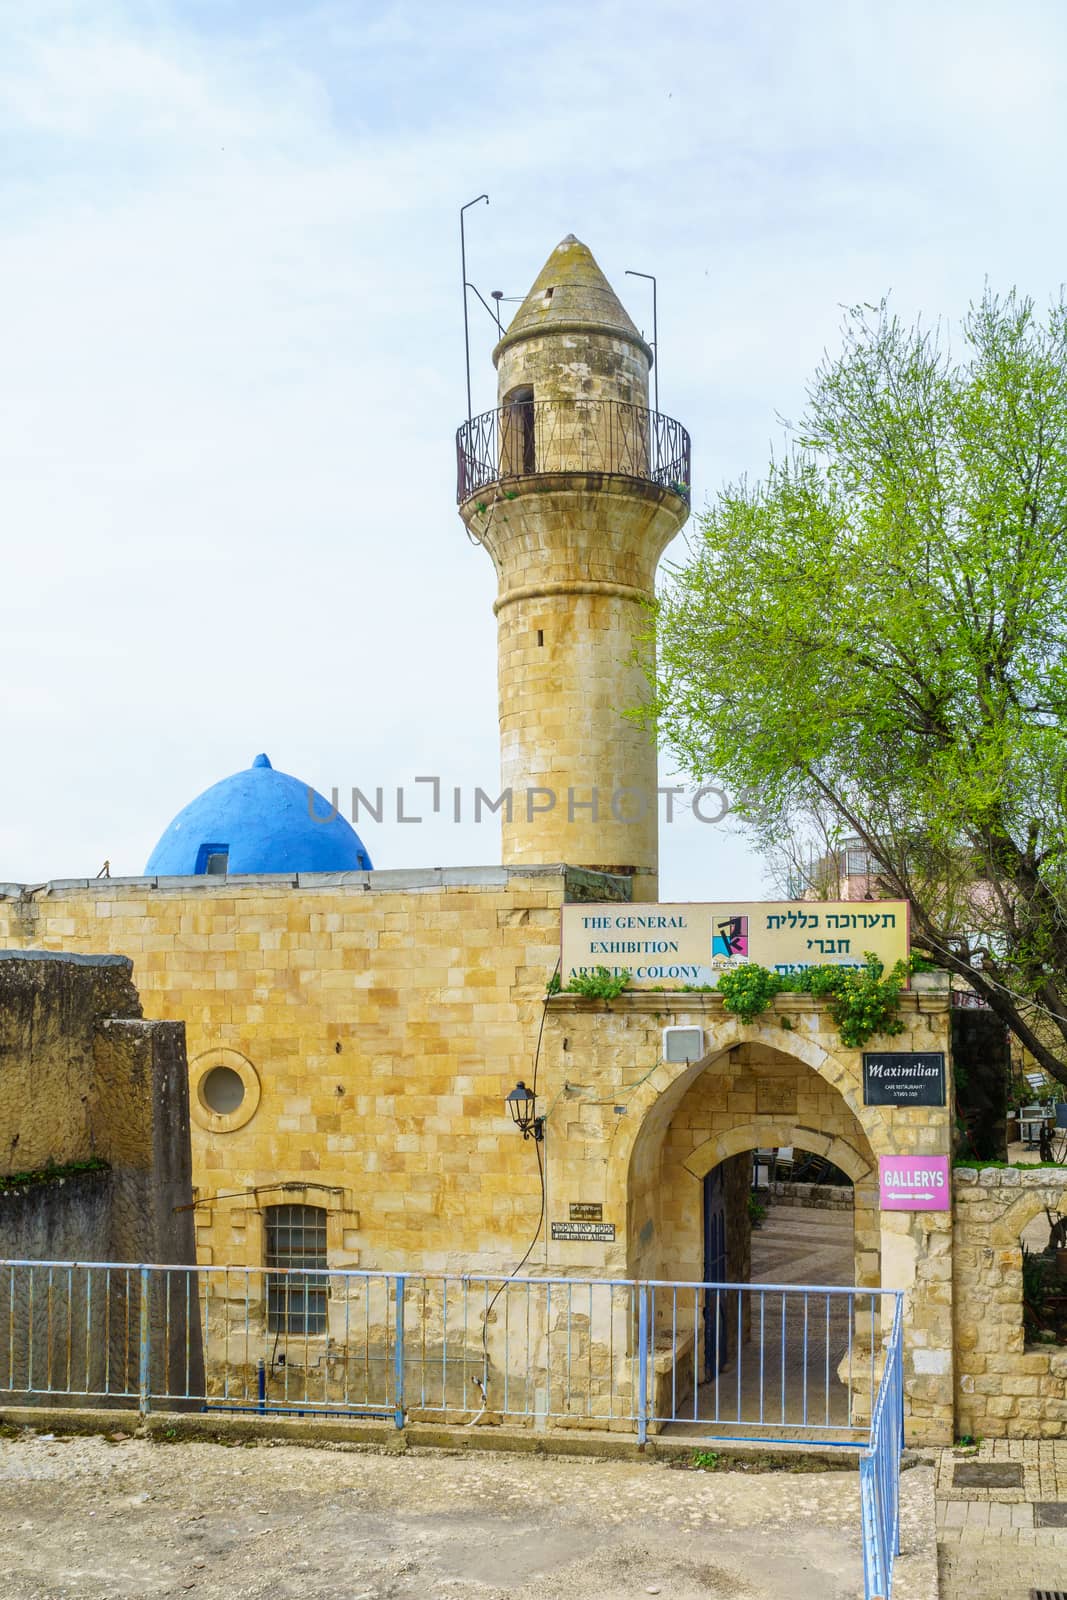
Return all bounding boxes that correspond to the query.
[691,1449,721,1470]
[562,966,630,1001]
[908,953,941,974]
[747,1193,767,1226]
[0,1156,110,1194]
[718,955,905,1048]
[545,970,562,996]
[814,955,907,1049]
[953,1157,1064,1170]
[1022,1246,1050,1342]
[717,963,785,1021]
[647,288,1067,1089]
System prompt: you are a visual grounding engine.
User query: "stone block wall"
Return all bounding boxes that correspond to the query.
[0,950,200,1404]
[0,869,601,1277]
[0,950,196,1269]
[770,1181,855,1211]
[953,1166,1067,1438]
[539,993,956,1443]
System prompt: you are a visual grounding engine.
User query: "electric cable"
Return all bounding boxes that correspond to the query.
[465,959,558,1424]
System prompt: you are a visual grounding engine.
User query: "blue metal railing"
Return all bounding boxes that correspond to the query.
[0,1259,899,1448]
[859,1296,904,1600]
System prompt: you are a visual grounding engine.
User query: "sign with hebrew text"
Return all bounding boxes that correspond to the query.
[560,901,909,988]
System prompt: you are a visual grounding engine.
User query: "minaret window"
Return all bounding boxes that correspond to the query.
[502,386,536,476]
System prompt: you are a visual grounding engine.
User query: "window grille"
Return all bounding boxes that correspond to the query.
[265,1204,328,1334]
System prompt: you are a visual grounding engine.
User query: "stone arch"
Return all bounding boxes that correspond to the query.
[681,1122,873,1186]
[991,1184,1067,1248]
[604,1017,894,1276]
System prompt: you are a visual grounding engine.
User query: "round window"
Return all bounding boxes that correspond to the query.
[200,1065,246,1115]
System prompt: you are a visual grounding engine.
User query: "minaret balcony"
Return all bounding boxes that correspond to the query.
[456,399,690,506]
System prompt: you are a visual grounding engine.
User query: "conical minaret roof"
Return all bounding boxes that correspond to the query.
[493,235,652,366]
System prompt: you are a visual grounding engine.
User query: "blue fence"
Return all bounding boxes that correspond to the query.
[0,1260,906,1595]
[859,1295,904,1600]
[0,1260,899,1436]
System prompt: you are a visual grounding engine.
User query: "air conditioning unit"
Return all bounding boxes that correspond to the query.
[662,1026,705,1064]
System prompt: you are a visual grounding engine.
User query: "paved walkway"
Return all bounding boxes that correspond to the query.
[935,1438,1067,1598]
[663,1206,865,1442]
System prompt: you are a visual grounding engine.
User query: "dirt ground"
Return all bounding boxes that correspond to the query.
[0,1431,937,1600]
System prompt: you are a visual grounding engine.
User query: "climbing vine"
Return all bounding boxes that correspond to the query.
[547,966,630,1001]
[714,954,907,1049]
[714,963,782,1022]
[549,953,909,1045]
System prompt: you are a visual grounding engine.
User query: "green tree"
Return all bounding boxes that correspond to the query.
[650,290,1067,1087]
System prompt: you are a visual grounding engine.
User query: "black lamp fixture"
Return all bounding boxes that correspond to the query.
[506,1080,544,1141]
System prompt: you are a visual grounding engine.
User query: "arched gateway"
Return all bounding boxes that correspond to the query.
[540,990,956,1445]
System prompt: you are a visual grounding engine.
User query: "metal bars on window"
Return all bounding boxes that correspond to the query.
[264,1205,328,1336]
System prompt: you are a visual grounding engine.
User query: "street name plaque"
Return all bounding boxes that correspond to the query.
[551,1221,615,1242]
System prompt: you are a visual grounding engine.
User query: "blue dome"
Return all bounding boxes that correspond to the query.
[145,754,373,876]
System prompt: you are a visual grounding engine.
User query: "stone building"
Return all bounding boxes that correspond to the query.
[0,235,1062,1442]
[0,950,199,1401]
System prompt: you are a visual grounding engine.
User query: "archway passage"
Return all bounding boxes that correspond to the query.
[751,1152,855,1289]
[626,1041,881,1440]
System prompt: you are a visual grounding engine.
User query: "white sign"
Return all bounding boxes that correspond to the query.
[561,901,909,987]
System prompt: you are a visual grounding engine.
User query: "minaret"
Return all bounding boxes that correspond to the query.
[457,235,690,899]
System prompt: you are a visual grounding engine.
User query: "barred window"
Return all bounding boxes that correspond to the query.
[265,1204,328,1335]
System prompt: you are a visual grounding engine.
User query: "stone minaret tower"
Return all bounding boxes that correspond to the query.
[457,235,690,899]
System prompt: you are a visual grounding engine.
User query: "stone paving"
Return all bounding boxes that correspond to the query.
[935,1439,1067,1598]
[663,1206,863,1441]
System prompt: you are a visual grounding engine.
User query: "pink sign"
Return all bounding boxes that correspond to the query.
[879,1155,950,1211]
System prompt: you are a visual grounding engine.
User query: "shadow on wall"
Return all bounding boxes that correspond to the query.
[0,949,201,1406]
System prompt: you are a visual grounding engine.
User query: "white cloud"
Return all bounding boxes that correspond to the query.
[0,0,1064,889]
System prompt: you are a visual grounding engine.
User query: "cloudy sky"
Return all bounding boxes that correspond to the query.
[2,0,1065,894]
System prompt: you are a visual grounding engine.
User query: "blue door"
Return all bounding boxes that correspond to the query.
[702,1166,728,1380]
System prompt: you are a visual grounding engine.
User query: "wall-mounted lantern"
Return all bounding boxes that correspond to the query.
[506,1080,544,1141]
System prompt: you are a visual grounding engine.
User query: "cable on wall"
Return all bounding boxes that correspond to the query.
[466,957,558,1424]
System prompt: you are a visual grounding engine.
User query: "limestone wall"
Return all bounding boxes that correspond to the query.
[770,1181,854,1210]
[537,992,956,1443]
[0,949,195,1268]
[0,950,200,1403]
[0,869,592,1276]
[0,887,968,1442]
[953,1167,1067,1438]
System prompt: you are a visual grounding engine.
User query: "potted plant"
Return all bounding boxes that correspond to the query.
[908,954,951,993]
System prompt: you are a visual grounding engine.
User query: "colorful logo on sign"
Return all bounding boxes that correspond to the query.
[878,1155,950,1211]
[712,915,748,959]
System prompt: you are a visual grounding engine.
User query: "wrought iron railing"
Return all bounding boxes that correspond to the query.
[456,399,691,504]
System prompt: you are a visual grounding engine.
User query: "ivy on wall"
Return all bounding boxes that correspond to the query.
[549,953,909,1050]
